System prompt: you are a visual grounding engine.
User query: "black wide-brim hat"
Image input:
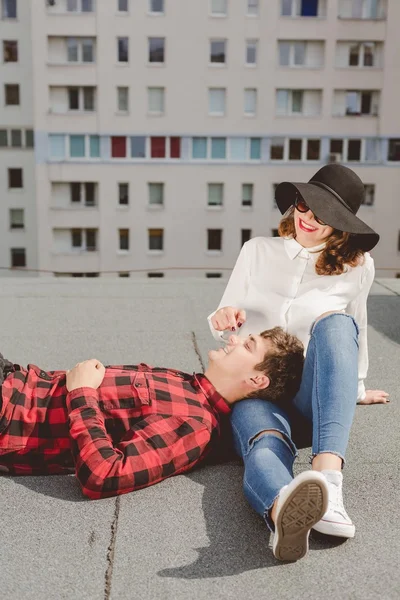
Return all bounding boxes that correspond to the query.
[275,164,379,252]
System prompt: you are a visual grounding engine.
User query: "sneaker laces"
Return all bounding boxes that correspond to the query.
[326,479,349,520]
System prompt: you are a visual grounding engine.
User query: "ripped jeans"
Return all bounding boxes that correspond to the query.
[231,313,359,531]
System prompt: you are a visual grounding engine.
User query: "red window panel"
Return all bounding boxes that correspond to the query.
[151,137,166,158]
[111,136,126,158]
[170,137,181,158]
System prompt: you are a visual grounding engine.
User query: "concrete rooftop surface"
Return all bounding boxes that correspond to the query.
[0,277,399,600]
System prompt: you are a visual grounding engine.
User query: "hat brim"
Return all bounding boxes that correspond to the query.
[275,181,379,252]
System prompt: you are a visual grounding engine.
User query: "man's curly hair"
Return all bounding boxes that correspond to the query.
[245,327,304,406]
[279,207,365,276]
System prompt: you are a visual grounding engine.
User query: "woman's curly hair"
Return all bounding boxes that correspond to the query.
[278,207,365,276]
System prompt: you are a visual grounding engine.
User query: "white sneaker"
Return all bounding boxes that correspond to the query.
[272,471,329,562]
[312,470,355,538]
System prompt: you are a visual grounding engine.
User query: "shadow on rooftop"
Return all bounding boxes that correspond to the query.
[368,296,400,346]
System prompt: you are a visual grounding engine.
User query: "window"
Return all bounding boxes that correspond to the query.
[5,84,19,105]
[0,129,7,146]
[149,37,165,63]
[208,229,222,251]
[148,183,164,206]
[247,0,259,15]
[119,272,130,277]
[250,138,261,159]
[111,136,127,158]
[10,208,24,229]
[272,229,279,237]
[8,168,22,188]
[50,135,66,159]
[211,137,226,159]
[118,37,129,62]
[89,135,100,157]
[242,183,253,207]
[148,272,164,278]
[347,139,361,161]
[230,138,247,160]
[151,136,166,158]
[365,138,380,162]
[210,40,226,64]
[289,139,303,160]
[363,184,375,206]
[281,0,324,17]
[208,183,223,206]
[70,182,96,206]
[170,137,180,158]
[25,129,34,148]
[306,139,320,160]
[119,183,129,205]
[209,88,226,115]
[348,42,376,67]
[338,0,386,19]
[388,139,400,162]
[206,273,222,278]
[278,41,307,66]
[192,137,207,159]
[344,91,378,115]
[148,87,165,114]
[11,249,26,268]
[241,229,252,246]
[70,135,85,157]
[211,0,227,15]
[271,137,285,160]
[11,129,22,147]
[66,38,95,63]
[277,89,322,116]
[329,139,343,160]
[148,228,164,251]
[117,87,129,112]
[3,40,17,62]
[67,0,94,11]
[118,0,128,11]
[71,229,97,251]
[246,40,257,65]
[149,0,164,13]
[244,88,257,115]
[2,0,17,18]
[119,229,129,251]
[131,136,146,158]
[68,87,95,111]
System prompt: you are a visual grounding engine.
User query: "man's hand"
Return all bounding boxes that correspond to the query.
[358,389,390,405]
[66,359,105,392]
[211,307,247,331]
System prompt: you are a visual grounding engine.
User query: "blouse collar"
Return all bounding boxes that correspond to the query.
[284,237,327,261]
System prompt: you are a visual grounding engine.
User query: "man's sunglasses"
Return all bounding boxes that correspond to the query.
[294,195,327,226]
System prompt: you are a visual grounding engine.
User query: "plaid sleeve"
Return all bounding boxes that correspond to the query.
[66,387,212,499]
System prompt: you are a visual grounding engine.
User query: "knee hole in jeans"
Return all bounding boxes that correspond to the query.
[251,430,286,444]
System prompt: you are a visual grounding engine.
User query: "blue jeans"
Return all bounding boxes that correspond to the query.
[230,313,359,531]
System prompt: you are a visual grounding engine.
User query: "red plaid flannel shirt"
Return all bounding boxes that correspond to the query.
[0,363,230,499]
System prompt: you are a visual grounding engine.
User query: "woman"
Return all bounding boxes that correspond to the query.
[208,164,389,562]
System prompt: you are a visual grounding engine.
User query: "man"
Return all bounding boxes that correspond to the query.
[0,328,303,500]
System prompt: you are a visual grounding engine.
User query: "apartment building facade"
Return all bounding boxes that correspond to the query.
[1,0,400,278]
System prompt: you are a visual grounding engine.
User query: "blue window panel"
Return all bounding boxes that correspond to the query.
[250,138,261,159]
[230,138,247,160]
[70,135,85,157]
[131,136,146,158]
[211,137,226,159]
[192,137,207,159]
[89,135,100,157]
[49,134,65,159]
[301,0,318,16]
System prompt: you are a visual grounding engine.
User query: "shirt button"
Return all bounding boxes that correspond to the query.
[135,383,142,387]
[40,371,47,378]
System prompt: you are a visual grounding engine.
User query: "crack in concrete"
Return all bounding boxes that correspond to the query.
[104,496,121,600]
[191,331,205,373]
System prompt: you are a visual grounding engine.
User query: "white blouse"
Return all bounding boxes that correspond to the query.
[208,236,375,401]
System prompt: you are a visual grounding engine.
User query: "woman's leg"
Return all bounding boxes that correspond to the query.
[291,312,359,537]
[231,399,329,561]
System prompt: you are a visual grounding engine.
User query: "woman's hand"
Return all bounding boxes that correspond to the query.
[211,307,246,331]
[358,389,390,405]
